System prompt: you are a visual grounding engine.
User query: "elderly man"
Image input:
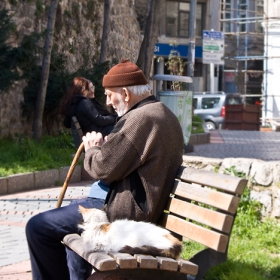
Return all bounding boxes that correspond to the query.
[26,59,184,280]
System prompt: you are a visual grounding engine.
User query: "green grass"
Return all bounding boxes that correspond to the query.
[192,114,205,134]
[199,213,280,280]
[182,169,280,280]
[0,132,76,177]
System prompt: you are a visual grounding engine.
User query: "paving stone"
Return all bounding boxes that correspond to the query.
[188,130,280,161]
[0,183,91,270]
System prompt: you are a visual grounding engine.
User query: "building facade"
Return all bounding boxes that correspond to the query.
[220,0,264,104]
[263,0,280,122]
[135,0,209,92]
[134,0,265,98]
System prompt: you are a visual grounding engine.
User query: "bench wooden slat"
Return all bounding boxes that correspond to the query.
[156,256,178,271]
[86,252,117,271]
[178,259,198,275]
[167,197,234,233]
[173,180,240,214]
[158,214,229,253]
[63,234,116,271]
[134,254,158,269]
[109,252,138,269]
[177,166,247,195]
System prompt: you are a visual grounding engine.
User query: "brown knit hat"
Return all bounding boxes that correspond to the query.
[102,59,148,87]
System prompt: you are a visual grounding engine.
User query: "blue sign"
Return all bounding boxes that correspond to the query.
[203,30,224,40]
[154,43,202,58]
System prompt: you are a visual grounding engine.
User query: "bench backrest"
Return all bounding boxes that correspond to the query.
[158,166,247,253]
[71,116,83,149]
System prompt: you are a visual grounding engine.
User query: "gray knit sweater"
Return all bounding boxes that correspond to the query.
[84,96,184,223]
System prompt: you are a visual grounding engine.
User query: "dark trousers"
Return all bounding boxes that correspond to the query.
[25,197,104,280]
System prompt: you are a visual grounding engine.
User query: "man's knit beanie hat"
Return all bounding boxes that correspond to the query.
[102,59,148,87]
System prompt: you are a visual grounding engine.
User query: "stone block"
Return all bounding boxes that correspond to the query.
[0,177,8,195]
[59,165,81,185]
[34,169,59,190]
[219,158,253,177]
[7,172,34,194]
[272,162,280,185]
[183,155,222,172]
[250,189,272,216]
[272,189,280,218]
[250,161,273,186]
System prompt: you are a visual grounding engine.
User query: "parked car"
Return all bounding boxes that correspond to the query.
[193,92,243,130]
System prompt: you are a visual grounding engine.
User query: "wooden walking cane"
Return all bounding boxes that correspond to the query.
[56,142,85,208]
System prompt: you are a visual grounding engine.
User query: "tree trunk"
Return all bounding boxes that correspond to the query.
[136,0,164,80]
[33,0,59,141]
[99,0,110,63]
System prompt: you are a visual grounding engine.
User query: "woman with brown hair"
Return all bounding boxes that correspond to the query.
[60,77,116,137]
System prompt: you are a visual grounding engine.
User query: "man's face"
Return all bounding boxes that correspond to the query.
[105,88,127,117]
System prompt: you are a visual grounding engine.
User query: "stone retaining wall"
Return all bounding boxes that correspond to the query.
[0,0,141,138]
[183,155,280,219]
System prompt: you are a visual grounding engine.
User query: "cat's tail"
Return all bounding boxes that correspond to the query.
[119,234,182,259]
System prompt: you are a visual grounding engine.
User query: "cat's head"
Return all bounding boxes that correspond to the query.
[79,206,109,224]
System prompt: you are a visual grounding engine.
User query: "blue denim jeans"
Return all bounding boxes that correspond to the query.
[25,197,104,280]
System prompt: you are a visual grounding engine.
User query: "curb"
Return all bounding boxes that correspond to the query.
[188,132,210,145]
[188,122,211,145]
[0,165,83,196]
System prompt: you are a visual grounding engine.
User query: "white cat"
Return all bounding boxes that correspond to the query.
[78,206,182,259]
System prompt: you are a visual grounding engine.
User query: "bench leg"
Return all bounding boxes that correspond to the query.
[189,248,227,280]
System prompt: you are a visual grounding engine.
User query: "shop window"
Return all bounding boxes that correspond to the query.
[166,1,203,38]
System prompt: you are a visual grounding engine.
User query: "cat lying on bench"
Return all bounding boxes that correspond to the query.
[78,206,182,259]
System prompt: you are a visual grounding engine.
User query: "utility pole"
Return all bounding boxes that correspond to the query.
[187,0,197,91]
[185,0,197,153]
[210,29,215,93]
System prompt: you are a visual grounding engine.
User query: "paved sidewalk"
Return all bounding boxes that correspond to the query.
[1,130,280,279]
[0,182,93,280]
[188,130,280,161]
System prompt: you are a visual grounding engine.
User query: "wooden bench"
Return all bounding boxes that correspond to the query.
[63,165,247,280]
[71,116,83,149]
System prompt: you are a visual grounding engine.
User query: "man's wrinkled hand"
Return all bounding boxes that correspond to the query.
[82,131,104,151]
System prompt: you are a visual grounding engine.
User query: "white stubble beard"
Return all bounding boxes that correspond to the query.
[115,94,127,117]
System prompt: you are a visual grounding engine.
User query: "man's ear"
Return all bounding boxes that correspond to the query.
[123,88,130,102]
